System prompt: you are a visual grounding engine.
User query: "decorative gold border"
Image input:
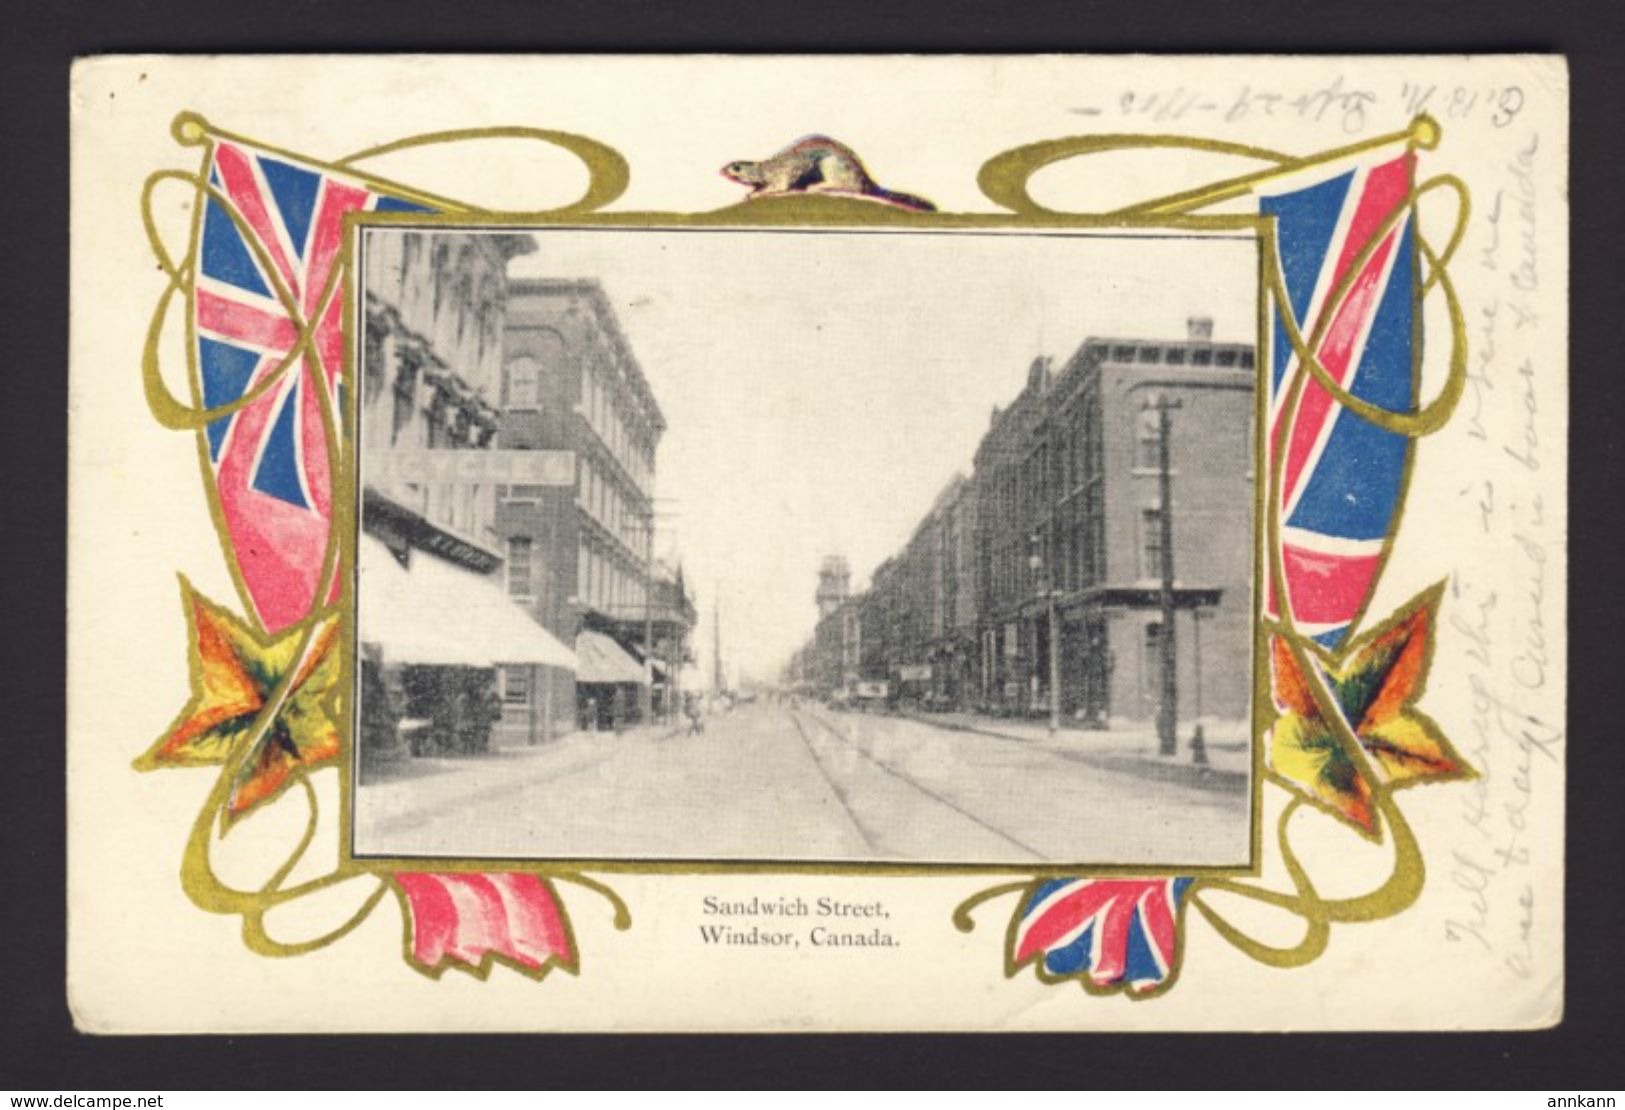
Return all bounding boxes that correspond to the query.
[337,218,1267,881]
[135,110,1471,989]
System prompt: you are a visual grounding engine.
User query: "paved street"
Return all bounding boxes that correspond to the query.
[354,701,1251,866]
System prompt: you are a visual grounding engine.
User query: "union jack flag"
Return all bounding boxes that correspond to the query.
[193,137,431,633]
[1011,877,1194,992]
[1261,150,1417,650]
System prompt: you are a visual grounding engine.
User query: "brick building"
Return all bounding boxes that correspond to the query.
[974,355,1058,713]
[357,230,576,769]
[930,475,980,707]
[1023,316,1255,727]
[788,316,1255,732]
[500,278,690,734]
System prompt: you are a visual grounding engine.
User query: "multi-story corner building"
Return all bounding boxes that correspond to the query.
[357,230,576,769]
[789,315,1255,733]
[981,317,1256,726]
[500,278,676,733]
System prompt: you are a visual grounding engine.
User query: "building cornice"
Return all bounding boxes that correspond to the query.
[508,278,668,436]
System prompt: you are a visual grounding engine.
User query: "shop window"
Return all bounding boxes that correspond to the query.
[499,665,529,705]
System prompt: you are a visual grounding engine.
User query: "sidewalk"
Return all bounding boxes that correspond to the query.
[905,710,1251,793]
[358,719,682,825]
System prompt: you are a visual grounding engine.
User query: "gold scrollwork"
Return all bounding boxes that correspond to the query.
[143,113,637,968]
[140,109,1471,988]
[959,114,1472,982]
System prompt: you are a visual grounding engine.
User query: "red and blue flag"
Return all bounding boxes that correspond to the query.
[193,138,430,632]
[1261,151,1416,650]
[1012,877,1194,992]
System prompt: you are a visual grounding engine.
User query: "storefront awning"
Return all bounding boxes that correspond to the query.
[576,629,648,685]
[358,534,576,670]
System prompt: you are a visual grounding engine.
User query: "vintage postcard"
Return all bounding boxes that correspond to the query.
[67,54,1567,1031]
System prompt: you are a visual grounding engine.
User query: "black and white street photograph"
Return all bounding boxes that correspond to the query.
[352,225,1259,867]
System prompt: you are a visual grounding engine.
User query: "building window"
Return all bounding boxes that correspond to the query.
[1141,508,1165,579]
[1216,349,1239,367]
[1135,408,1161,469]
[505,356,540,409]
[1165,347,1186,365]
[502,484,546,504]
[1192,348,1214,366]
[1138,346,1161,363]
[499,664,529,705]
[1112,345,1136,362]
[1238,349,1256,369]
[507,536,533,598]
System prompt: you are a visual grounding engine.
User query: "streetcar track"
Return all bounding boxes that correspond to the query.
[791,707,1049,862]
[786,710,892,855]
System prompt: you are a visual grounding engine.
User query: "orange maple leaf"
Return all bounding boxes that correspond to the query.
[1267,583,1470,834]
[135,579,342,827]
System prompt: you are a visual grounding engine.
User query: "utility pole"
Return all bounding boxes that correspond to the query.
[1147,393,1183,757]
[1046,584,1062,734]
[640,517,654,725]
[1028,533,1062,735]
[713,583,724,697]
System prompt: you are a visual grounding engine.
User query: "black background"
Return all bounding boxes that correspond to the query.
[4,0,1621,1091]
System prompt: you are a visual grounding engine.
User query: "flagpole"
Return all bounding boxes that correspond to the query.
[171,111,631,217]
[172,111,482,214]
[1111,115,1440,218]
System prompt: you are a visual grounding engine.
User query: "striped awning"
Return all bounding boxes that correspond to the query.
[575,629,648,685]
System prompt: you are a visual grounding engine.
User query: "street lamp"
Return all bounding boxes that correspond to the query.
[1028,533,1062,735]
[640,519,653,725]
[1143,391,1182,758]
[1190,607,1210,766]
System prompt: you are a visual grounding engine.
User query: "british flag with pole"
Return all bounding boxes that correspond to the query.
[189,125,434,633]
[1105,117,1442,652]
[996,116,1464,994]
[140,115,627,982]
[1259,144,1420,649]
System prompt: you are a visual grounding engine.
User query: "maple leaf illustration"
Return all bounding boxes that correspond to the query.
[135,578,342,828]
[1267,583,1470,834]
